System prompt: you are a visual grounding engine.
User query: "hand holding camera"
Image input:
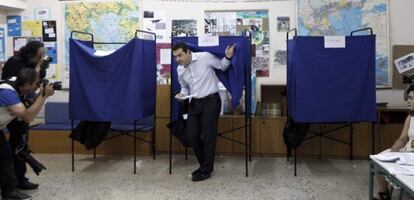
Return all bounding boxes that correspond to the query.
[39,80,56,97]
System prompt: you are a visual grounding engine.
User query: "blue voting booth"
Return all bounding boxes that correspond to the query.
[286,28,377,175]
[69,30,157,173]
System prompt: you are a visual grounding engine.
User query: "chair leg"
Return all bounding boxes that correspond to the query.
[152,129,156,160]
[134,130,137,174]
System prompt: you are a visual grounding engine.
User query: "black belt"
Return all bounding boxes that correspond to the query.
[193,93,219,101]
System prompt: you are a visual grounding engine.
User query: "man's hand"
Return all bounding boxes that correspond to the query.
[35,58,45,72]
[225,44,236,60]
[175,93,185,102]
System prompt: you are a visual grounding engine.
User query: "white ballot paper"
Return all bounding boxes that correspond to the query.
[176,93,197,101]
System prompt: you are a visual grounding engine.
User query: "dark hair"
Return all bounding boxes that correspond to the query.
[15,68,38,87]
[172,42,189,53]
[404,84,414,101]
[18,41,44,63]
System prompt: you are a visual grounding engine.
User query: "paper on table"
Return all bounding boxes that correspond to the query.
[397,153,414,166]
[373,152,401,162]
[389,166,414,175]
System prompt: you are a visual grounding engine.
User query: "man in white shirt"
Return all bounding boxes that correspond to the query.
[173,42,235,181]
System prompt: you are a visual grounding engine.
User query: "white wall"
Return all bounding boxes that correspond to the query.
[377,0,414,106]
[0,0,413,106]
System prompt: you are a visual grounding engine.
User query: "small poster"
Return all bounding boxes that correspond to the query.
[22,20,42,37]
[172,20,197,37]
[143,11,168,43]
[277,16,290,32]
[156,43,171,84]
[394,53,414,74]
[7,15,21,37]
[35,8,50,20]
[42,21,57,42]
[44,42,57,64]
[274,50,287,67]
[13,37,42,55]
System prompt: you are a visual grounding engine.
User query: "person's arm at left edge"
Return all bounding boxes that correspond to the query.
[206,44,236,71]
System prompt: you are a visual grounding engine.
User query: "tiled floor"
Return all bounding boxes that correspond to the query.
[2,154,380,200]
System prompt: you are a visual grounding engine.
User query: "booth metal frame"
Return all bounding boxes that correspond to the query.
[285,28,374,176]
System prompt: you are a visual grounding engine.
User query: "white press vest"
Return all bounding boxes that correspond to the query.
[0,83,18,129]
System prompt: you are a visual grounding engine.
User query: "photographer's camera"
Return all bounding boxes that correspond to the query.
[41,79,62,90]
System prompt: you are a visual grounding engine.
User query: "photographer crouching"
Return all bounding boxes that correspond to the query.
[1,41,59,196]
[0,68,54,199]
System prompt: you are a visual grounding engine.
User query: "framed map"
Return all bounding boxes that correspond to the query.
[63,0,140,88]
[297,0,389,87]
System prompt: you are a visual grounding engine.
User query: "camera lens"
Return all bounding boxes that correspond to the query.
[52,81,62,90]
[44,56,52,62]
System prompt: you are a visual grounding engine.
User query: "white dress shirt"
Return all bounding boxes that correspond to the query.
[177,52,231,98]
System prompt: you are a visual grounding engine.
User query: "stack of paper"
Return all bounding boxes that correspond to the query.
[373,153,401,162]
[397,153,414,165]
[388,166,414,175]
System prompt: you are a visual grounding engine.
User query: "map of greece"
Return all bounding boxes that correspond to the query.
[297,0,389,87]
[64,0,140,65]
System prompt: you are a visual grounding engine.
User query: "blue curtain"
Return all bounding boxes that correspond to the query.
[171,36,251,120]
[69,38,156,121]
[287,35,376,123]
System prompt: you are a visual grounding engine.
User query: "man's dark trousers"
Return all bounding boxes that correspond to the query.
[187,93,221,173]
[7,119,29,184]
[0,130,18,195]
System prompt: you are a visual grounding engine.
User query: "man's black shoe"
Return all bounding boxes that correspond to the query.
[2,189,31,200]
[18,181,39,190]
[191,168,202,177]
[191,172,211,181]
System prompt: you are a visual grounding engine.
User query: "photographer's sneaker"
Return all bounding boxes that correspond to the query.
[2,189,31,200]
[18,181,39,190]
